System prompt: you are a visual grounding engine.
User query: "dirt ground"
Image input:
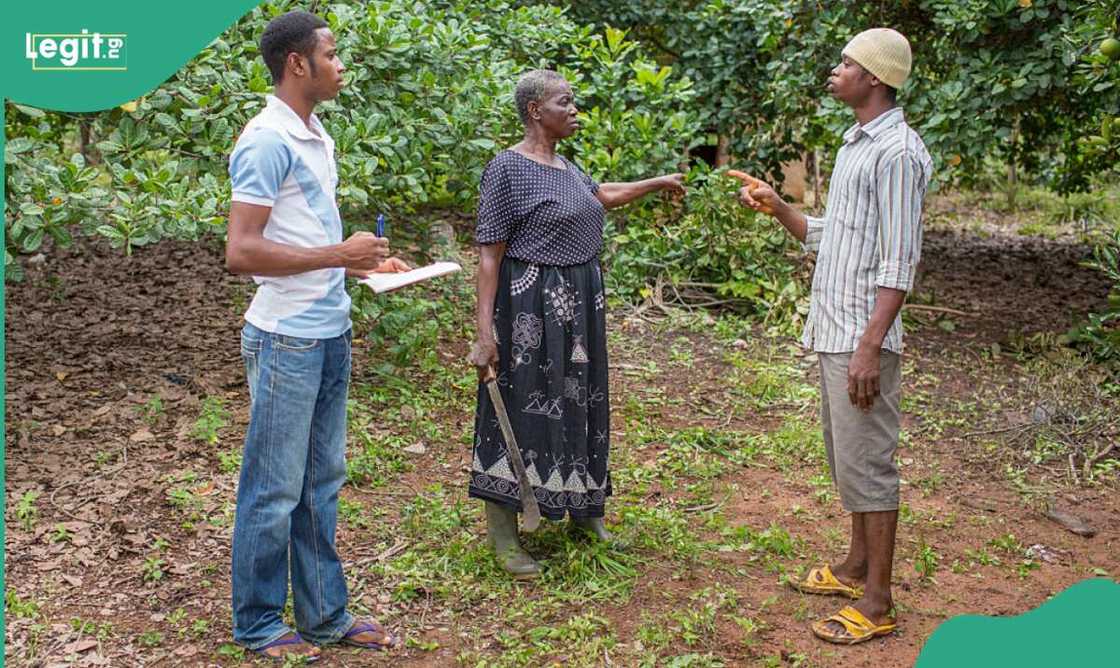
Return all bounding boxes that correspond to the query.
[5,208,1119,667]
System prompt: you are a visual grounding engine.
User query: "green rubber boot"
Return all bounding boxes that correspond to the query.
[570,516,614,542]
[485,502,541,580]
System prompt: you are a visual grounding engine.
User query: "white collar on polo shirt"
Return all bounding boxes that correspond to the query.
[264,94,328,143]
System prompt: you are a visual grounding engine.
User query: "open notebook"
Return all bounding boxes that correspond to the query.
[359,261,462,294]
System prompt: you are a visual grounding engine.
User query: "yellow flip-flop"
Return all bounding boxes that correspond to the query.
[790,565,863,599]
[811,605,897,645]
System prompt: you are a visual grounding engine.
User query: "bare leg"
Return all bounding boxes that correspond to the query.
[822,509,897,635]
[830,512,868,587]
[855,509,897,622]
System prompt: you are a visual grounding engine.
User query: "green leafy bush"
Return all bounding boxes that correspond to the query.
[1067,229,1120,378]
[6,0,808,333]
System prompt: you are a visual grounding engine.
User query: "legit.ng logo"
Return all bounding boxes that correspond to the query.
[25,30,127,71]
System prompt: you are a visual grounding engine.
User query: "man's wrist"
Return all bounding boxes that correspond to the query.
[857,336,883,353]
[774,199,797,224]
[322,244,347,270]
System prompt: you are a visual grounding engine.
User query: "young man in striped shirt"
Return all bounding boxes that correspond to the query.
[738,28,932,645]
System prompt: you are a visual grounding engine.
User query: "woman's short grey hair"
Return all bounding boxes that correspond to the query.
[515,69,568,124]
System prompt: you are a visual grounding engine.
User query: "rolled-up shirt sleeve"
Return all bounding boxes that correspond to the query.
[875,151,923,291]
[802,215,825,252]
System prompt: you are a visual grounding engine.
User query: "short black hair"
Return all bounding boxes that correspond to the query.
[260,10,328,85]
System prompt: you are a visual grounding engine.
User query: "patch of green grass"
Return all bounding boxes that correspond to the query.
[809,469,835,505]
[616,503,710,567]
[636,586,740,661]
[1016,558,1041,579]
[916,463,945,497]
[653,429,733,481]
[92,450,115,469]
[373,488,513,606]
[898,502,916,526]
[988,533,1025,557]
[754,416,824,470]
[724,349,815,409]
[14,490,40,531]
[486,611,618,668]
[730,613,765,649]
[50,523,72,544]
[338,497,371,529]
[1027,433,1065,465]
[958,182,1120,237]
[165,486,198,512]
[346,428,411,488]
[142,557,165,584]
[217,449,242,474]
[5,591,41,619]
[185,619,209,638]
[70,617,114,641]
[405,636,441,651]
[138,394,165,425]
[964,546,1002,568]
[1017,220,1061,239]
[669,336,696,368]
[190,396,229,445]
[720,521,799,576]
[913,539,940,584]
[533,533,641,602]
[661,653,728,667]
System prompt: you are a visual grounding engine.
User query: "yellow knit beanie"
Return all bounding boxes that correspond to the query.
[842,28,912,90]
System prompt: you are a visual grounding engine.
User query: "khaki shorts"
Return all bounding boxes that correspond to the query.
[818,351,902,513]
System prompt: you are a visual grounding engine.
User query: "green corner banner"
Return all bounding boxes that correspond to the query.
[917,578,1120,666]
[3,0,260,111]
[2,3,1118,666]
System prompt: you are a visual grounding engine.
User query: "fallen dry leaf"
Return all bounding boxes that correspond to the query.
[129,428,155,443]
[62,639,98,654]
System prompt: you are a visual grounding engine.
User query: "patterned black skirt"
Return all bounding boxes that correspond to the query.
[469,256,612,520]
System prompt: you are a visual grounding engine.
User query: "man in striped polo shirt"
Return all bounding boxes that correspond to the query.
[225,10,407,661]
[739,28,932,644]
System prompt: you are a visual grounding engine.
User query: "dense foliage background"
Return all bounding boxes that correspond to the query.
[4,0,1119,361]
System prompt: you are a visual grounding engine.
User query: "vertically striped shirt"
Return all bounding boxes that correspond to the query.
[802,107,932,355]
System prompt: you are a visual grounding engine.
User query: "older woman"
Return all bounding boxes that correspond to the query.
[467,69,684,578]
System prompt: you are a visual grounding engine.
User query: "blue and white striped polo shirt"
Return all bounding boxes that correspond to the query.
[229,95,350,339]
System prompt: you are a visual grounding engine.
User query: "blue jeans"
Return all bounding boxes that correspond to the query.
[231,322,354,649]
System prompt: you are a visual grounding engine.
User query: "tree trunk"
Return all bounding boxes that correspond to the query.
[79,119,95,165]
[715,135,730,168]
[1007,117,1020,209]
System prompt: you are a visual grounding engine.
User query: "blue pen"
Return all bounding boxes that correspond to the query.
[376,213,385,238]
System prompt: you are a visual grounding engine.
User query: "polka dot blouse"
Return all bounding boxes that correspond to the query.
[475,149,605,266]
